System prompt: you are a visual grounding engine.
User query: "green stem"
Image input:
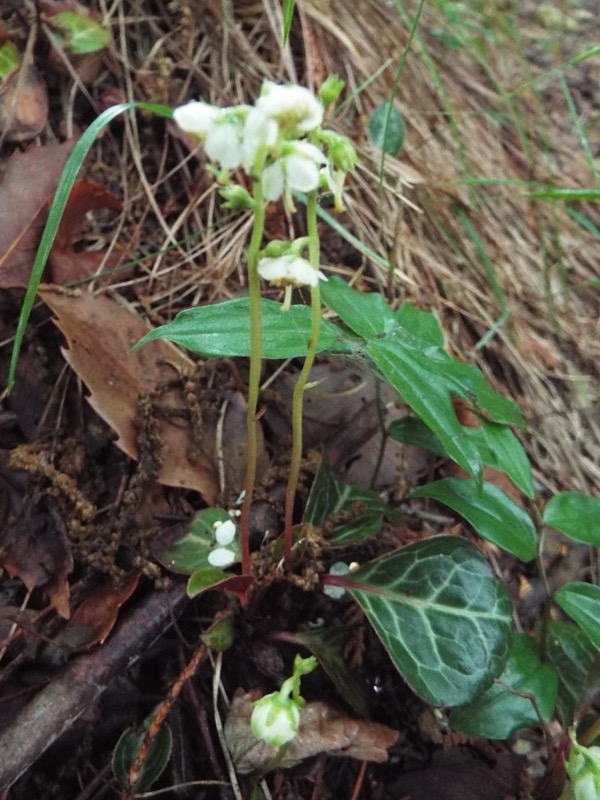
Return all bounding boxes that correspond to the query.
[283,191,321,569]
[240,179,266,576]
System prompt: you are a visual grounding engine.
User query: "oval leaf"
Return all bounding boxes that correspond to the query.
[449,634,557,739]
[545,621,600,726]
[320,275,396,338]
[543,492,600,545]
[113,722,172,791]
[158,508,232,574]
[135,298,353,359]
[344,536,513,706]
[411,478,536,562]
[368,102,406,156]
[555,583,600,650]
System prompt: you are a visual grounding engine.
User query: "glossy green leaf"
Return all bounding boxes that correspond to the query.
[282,628,369,716]
[134,298,354,359]
[320,276,396,338]
[303,459,395,546]
[555,583,600,650]
[187,567,231,597]
[344,536,513,706]
[395,304,445,348]
[411,478,536,562]
[545,621,600,726]
[367,338,483,481]
[51,11,111,54]
[368,102,406,156]
[449,634,557,739]
[0,41,21,82]
[543,492,600,545]
[388,416,455,457]
[159,508,232,574]
[389,417,534,498]
[464,421,534,498]
[113,720,172,791]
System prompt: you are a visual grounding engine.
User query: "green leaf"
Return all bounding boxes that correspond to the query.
[282,0,295,45]
[0,41,21,83]
[395,303,445,348]
[201,614,235,651]
[545,621,600,726]
[344,536,513,706]
[464,421,534,499]
[449,634,557,739]
[555,583,600,650]
[526,187,600,203]
[320,275,396,338]
[112,720,172,791]
[159,508,232,574]
[303,459,395,546]
[187,567,231,597]
[543,492,600,545]
[389,417,534,499]
[282,628,369,716]
[51,11,112,54]
[134,298,354,359]
[366,338,483,482]
[411,478,536,562]
[368,102,406,156]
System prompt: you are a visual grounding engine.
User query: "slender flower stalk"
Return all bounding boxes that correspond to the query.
[239,178,266,575]
[283,190,321,568]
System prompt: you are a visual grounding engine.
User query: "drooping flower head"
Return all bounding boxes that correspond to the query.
[255,81,323,134]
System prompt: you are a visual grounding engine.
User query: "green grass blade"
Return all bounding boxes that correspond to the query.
[6,101,173,394]
[282,0,295,46]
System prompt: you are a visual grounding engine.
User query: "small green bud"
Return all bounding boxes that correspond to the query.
[260,239,292,258]
[327,134,358,173]
[319,75,346,106]
[219,185,255,211]
[251,693,300,747]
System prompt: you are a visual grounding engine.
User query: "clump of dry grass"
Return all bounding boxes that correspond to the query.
[95,0,599,493]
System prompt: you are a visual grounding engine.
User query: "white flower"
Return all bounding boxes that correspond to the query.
[242,107,279,174]
[256,81,323,133]
[208,547,237,568]
[214,519,237,546]
[258,254,327,288]
[251,693,300,747]
[565,737,600,800]
[173,101,220,137]
[321,164,348,212]
[262,141,327,205]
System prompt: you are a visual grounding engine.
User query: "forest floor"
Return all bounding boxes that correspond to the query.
[0,1,599,799]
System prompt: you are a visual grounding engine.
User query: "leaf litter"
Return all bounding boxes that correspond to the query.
[0,1,598,798]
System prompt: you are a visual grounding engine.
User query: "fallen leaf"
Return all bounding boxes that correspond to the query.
[38,287,219,503]
[48,179,127,285]
[0,139,75,288]
[0,63,48,143]
[224,690,399,774]
[51,573,139,655]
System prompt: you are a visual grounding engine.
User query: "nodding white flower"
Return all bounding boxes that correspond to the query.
[258,254,327,288]
[173,100,220,137]
[242,107,279,174]
[566,738,600,800]
[256,81,323,133]
[214,519,237,546]
[251,692,300,747]
[262,141,328,206]
[208,547,237,568]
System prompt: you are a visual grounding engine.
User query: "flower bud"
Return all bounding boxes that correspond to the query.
[327,134,358,173]
[219,185,255,211]
[251,693,300,747]
[319,75,346,106]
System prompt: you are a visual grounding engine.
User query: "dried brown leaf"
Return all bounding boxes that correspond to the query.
[38,287,219,503]
[224,690,399,774]
[0,139,74,288]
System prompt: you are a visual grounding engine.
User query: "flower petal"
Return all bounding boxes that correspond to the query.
[214,519,237,546]
[256,82,323,132]
[173,101,220,136]
[208,547,236,568]
[262,160,285,201]
[205,122,243,169]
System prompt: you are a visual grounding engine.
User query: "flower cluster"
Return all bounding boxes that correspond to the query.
[173,78,357,227]
[208,519,239,568]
